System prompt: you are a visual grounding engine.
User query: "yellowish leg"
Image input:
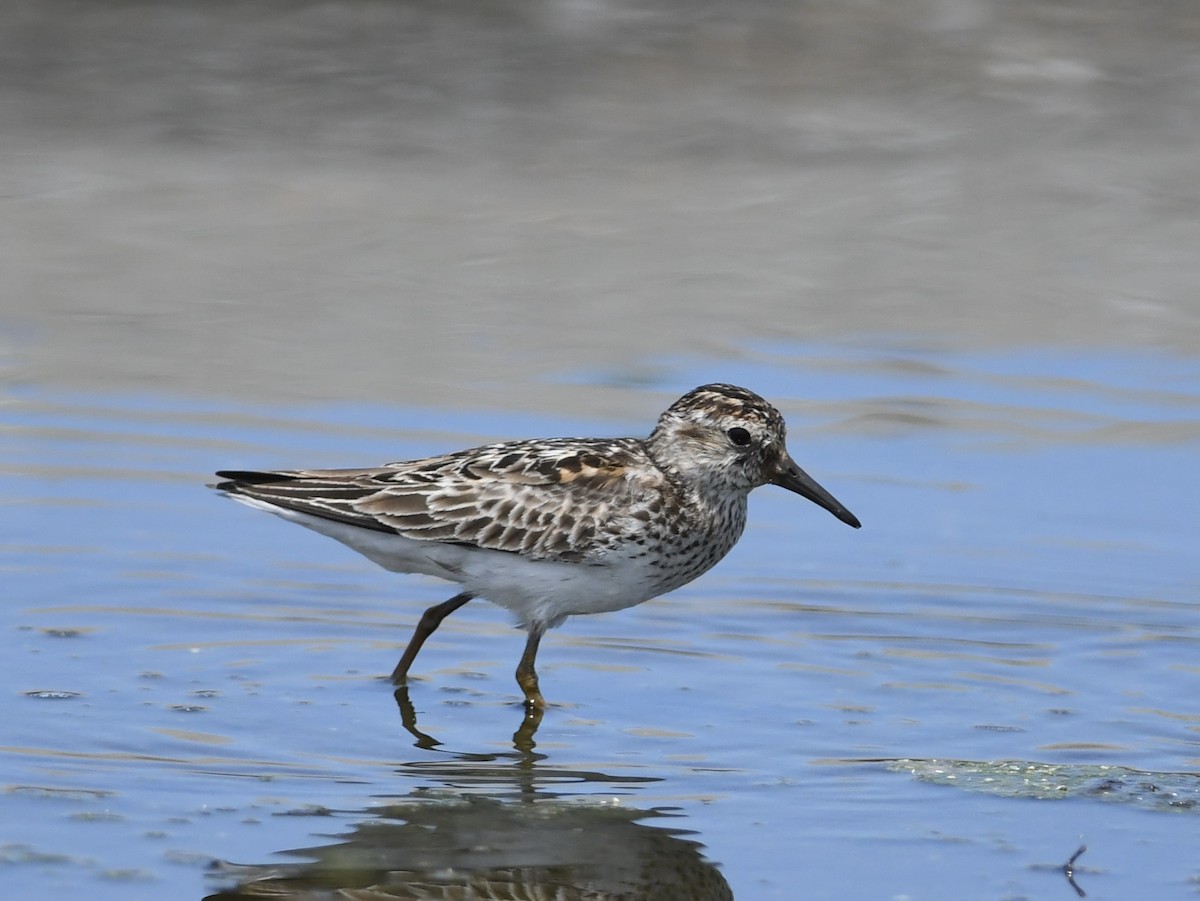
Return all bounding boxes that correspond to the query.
[390,592,472,684]
[515,624,547,709]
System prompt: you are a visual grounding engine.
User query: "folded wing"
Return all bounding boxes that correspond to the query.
[215,438,651,562]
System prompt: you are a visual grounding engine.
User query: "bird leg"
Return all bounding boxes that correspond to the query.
[515,624,547,709]
[390,592,473,684]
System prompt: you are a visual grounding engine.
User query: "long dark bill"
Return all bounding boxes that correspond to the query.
[771,455,861,529]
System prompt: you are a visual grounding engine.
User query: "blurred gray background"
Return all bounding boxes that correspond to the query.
[3,0,1197,410]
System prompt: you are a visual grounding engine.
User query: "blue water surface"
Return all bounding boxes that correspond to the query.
[2,346,1198,900]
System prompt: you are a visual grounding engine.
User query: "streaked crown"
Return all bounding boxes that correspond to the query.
[648,383,790,491]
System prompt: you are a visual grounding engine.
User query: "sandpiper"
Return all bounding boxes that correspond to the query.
[214,383,860,708]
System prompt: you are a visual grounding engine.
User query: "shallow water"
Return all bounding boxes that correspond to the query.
[4,2,1200,899]
[4,347,1198,899]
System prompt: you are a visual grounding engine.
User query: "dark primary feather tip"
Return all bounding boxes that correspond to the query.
[213,470,296,489]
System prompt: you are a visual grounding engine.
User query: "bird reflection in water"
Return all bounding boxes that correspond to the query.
[204,760,732,900]
[393,683,544,754]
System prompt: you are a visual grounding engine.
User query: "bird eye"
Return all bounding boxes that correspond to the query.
[727,426,752,447]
